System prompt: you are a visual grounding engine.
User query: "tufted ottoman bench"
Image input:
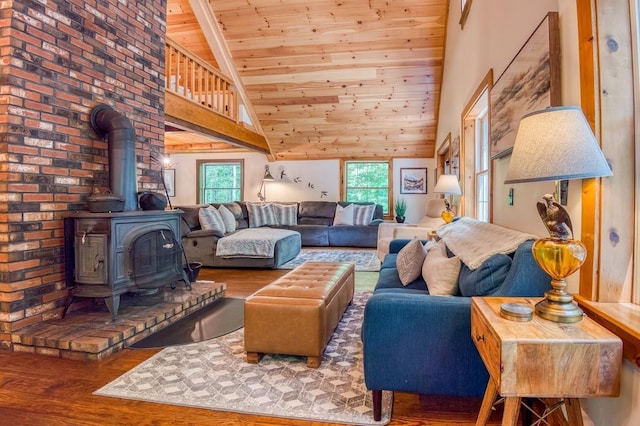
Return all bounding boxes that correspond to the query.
[244,262,355,368]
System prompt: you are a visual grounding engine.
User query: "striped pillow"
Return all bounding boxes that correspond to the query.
[247,202,278,228]
[353,204,375,225]
[198,206,226,237]
[273,203,298,226]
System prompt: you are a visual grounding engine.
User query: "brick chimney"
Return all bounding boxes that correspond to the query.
[0,0,167,349]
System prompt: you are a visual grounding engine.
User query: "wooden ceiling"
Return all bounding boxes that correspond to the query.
[166,0,448,160]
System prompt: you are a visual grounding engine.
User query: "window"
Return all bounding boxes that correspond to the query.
[343,161,390,214]
[197,159,243,203]
[475,108,489,222]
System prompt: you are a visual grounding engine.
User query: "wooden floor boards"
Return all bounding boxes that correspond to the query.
[0,267,504,425]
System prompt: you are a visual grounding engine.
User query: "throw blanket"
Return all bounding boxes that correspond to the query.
[437,217,539,270]
[216,228,299,258]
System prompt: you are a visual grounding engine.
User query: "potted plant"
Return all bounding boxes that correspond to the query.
[394,198,407,223]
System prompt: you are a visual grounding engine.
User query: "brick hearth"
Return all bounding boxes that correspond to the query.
[10,281,226,361]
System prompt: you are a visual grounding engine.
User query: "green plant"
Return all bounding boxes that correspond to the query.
[394,198,407,217]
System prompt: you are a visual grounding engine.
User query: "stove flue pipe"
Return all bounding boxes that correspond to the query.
[90,104,138,211]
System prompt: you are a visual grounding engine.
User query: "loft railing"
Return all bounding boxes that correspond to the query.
[165,37,238,121]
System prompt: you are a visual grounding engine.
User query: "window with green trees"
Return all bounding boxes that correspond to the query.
[197,159,243,203]
[344,161,390,213]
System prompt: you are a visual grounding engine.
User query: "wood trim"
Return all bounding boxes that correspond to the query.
[575,0,639,366]
[576,295,640,368]
[459,0,473,30]
[577,0,635,303]
[462,69,493,221]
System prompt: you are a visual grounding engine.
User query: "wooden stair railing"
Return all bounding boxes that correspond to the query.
[165,37,239,122]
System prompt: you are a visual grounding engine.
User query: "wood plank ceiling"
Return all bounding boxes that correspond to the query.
[166,0,448,160]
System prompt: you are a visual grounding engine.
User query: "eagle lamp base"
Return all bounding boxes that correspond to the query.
[531,237,587,323]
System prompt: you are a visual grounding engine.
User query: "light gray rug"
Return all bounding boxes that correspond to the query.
[280,249,381,272]
[95,292,392,425]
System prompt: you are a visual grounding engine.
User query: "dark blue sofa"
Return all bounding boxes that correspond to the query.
[362,227,551,421]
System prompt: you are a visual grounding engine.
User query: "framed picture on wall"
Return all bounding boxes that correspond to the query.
[163,169,175,197]
[489,12,560,159]
[400,168,427,194]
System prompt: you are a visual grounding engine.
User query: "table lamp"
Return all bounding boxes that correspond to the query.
[433,174,462,223]
[504,105,613,323]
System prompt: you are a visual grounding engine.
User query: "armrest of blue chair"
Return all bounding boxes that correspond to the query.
[361,292,488,397]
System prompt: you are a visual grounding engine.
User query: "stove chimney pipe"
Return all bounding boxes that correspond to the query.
[90,104,138,211]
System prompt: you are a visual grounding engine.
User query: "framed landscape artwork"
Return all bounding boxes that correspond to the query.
[163,169,176,197]
[400,168,427,194]
[489,11,560,159]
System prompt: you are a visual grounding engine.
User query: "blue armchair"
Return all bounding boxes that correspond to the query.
[362,237,551,421]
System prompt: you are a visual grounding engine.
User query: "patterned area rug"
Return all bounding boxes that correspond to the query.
[280,249,381,272]
[95,292,392,425]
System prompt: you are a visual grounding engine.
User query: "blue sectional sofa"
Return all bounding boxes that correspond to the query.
[361,218,552,421]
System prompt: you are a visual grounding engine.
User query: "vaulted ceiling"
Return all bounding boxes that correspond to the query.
[166,0,448,160]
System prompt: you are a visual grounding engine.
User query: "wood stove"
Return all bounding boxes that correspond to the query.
[65,210,189,320]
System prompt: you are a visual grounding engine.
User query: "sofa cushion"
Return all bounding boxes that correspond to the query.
[198,206,226,237]
[273,203,298,226]
[353,204,375,225]
[333,204,355,225]
[180,205,203,231]
[396,237,427,285]
[422,240,461,296]
[218,204,237,233]
[247,202,278,227]
[374,267,429,292]
[458,253,512,296]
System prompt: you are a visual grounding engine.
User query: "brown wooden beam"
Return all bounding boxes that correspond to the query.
[165,92,270,154]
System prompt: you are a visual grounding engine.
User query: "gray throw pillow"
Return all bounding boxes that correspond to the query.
[198,206,226,237]
[218,204,236,233]
[396,237,427,285]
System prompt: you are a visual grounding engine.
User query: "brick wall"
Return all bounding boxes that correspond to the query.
[0,0,167,349]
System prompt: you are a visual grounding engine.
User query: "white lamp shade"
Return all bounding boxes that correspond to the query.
[433,174,462,195]
[504,106,612,184]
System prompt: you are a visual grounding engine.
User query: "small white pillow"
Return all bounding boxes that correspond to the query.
[396,237,427,286]
[353,204,376,225]
[333,204,355,225]
[198,206,226,237]
[422,240,461,296]
[217,204,236,233]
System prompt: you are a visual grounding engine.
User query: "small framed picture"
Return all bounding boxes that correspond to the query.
[163,169,175,197]
[400,168,427,194]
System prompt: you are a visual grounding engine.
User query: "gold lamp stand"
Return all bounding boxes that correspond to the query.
[531,237,587,322]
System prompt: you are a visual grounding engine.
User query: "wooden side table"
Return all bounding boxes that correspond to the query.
[471,297,622,426]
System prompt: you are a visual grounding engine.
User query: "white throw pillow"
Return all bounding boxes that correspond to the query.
[333,204,355,225]
[198,206,226,237]
[422,240,461,296]
[353,204,376,225]
[217,204,236,233]
[396,237,427,286]
[273,203,298,226]
[246,202,278,227]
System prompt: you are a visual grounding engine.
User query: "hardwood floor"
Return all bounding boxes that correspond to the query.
[0,267,504,425]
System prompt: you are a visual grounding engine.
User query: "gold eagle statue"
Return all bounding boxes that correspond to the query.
[536,194,573,240]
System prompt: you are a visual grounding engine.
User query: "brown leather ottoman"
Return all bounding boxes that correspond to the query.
[244,262,355,368]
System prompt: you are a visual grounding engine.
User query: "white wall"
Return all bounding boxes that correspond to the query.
[438,1,639,424]
[168,152,435,222]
